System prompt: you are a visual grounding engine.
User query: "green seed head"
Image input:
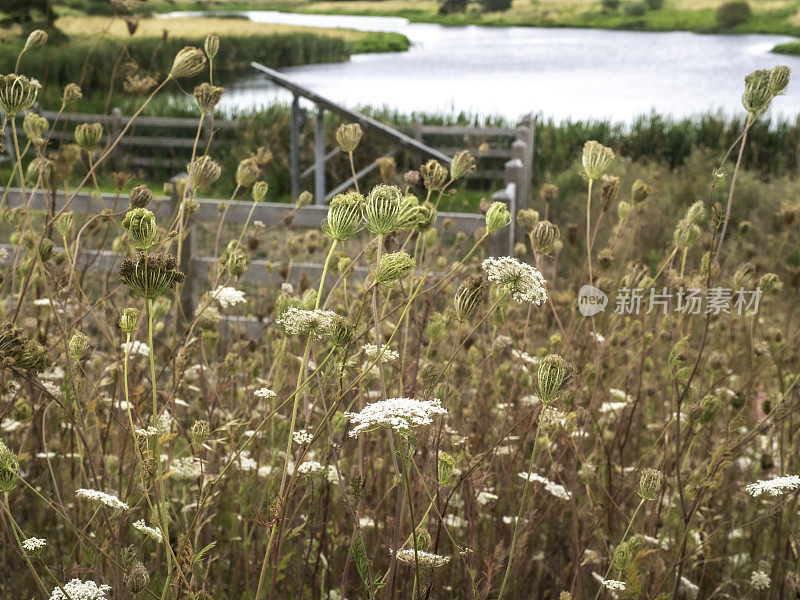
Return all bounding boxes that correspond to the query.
[453,274,484,322]
[630,179,653,203]
[485,201,511,234]
[122,208,158,250]
[0,74,41,117]
[759,272,783,295]
[537,354,574,404]
[769,65,791,96]
[169,46,207,79]
[372,251,415,285]
[420,159,448,192]
[129,184,153,209]
[438,452,456,485]
[335,122,363,153]
[742,69,773,115]
[450,150,477,181]
[204,35,220,60]
[581,140,615,181]
[322,192,365,241]
[330,316,355,348]
[119,307,141,334]
[55,211,75,237]
[252,181,269,202]
[0,440,20,494]
[636,468,662,501]
[363,184,402,235]
[530,220,560,255]
[69,332,89,360]
[235,157,261,188]
[188,156,221,191]
[190,419,210,446]
[75,122,103,152]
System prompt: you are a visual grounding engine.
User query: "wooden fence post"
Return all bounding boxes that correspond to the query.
[517,113,535,209]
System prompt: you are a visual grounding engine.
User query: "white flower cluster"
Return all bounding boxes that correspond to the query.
[362,344,399,364]
[132,519,163,543]
[292,429,313,445]
[254,387,277,400]
[22,537,47,552]
[345,397,447,438]
[297,460,325,475]
[393,548,451,568]
[168,456,204,481]
[276,308,337,339]
[134,426,158,438]
[745,474,800,497]
[602,579,627,591]
[121,341,150,357]
[76,489,129,511]
[518,472,571,501]
[212,286,246,309]
[49,579,111,600]
[481,257,547,304]
[600,402,628,414]
[751,570,770,590]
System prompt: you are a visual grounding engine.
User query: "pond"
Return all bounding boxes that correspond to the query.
[161,10,800,121]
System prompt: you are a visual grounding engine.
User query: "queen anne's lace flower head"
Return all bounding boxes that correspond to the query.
[601,579,626,591]
[745,474,800,497]
[393,548,451,568]
[750,570,770,590]
[132,519,163,543]
[254,387,277,400]
[212,286,246,309]
[345,397,447,438]
[482,257,547,304]
[49,578,111,600]
[277,308,337,339]
[362,344,399,364]
[76,488,129,511]
[22,537,46,553]
[518,472,571,500]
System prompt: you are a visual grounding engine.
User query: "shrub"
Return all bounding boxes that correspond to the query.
[645,0,664,9]
[481,0,513,12]
[440,0,469,14]
[602,0,621,10]
[624,2,648,16]
[716,1,752,27]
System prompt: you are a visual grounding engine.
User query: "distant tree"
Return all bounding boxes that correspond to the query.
[644,0,664,9]
[1,0,52,26]
[602,0,621,11]
[716,1,752,28]
[481,0,512,13]
[439,0,468,14]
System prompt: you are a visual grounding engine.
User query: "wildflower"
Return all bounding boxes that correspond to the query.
[252,180,269,202]
[277,308,337,339]
[485,201,511,234]
[75,122,103,152]
[76,488,130,511]
[119,252,186,299]
[122,208,158,250]
[212,286,246,309]
[636,468,663,501]
[25,29,48,50]
[345,397,447,438]
[768,65,790,95]
[482,257,547,304]
[601,579,626,591]
[743,69,774,115]
[631,178,653,203]
[254,387,277,400]
[745,474,800,497]
[420,159,448,191]
[188,155,221,191]
[335,122,363,153]
[372,251,415,285]
[49,579,111,600]
[751,570,770,590]
[363,184,402,235]
[393,548,450,568]
[26,157,53,184]
[362,344,399,363]
[330,316,355,348]
[169,46,207,79]
[124,562,150,595]
[537,354,574,404]
[476,490,499,504]
[132,519,163,543]
[759,273,782,295]
[322,192,364,241]
[0,74,41,117]
[118,307,140,334]
[438,452,456,485]
[297,460,325,475]
[581,141,614,181]
[134,426,158,437]
[62,82,82,106]
[22,537,46,555]
[168,456,204,481]
[530,221,560,255]
[450,150,477,180]
[453,274,484,322]
[518,472,571,500]
[292,429,313,445]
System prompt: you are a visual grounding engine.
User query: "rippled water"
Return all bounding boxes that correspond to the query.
[161,11,800,121]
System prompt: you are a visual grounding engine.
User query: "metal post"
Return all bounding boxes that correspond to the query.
[290,95,301,201]
[314,107,325,205]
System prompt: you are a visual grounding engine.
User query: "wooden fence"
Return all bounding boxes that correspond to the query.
[2,186,522,329]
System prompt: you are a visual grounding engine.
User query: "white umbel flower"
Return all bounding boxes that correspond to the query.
[121,340,150,357]
[745,474,800,497]
[345,397,447,438]
[481,257,547,304]
[750,570,770,590]
[601,579,627,591]
[168,456,204,481]
[518,472,571,500]
[49,578,111,600]
[362,343,399,363]
[393,548,450,568]
[212,286,246,309]
[276,308,337,339]
[134,426,158,438]
[292,429,313,445]
[296,460,325,475]
[76,489,129,511]
[132,519,163,543]
[254,387,277,400]
[22,537,47,553]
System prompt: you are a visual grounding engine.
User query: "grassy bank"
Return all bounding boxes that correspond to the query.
[0,15,409,92]
[146,0,800,35]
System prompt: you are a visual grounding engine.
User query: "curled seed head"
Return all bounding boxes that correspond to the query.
[69,332,89,360]
[236,157,261,188]
[193,82,224,114]
[190,419,210,446]
[330,316,355,348]
[252,181,269,202]
[75,122,103,152]
[630,179,653,203]
[516,208,539,234]
[205,35,220,60]
[450,150,477,181]
[122,208,158,250]
[636,468,663,501]
[372,251,415,285]
[169,46,207,79]
[0,74,41,117]
[530,220,560,255]
[438,452,456,485]
[55,211,74,237]
[0,440,20,494]
[540,183,559,204]
[420,159,448,192]
[24,30,48,50]
[188,156,221,191]
[322,192,364,241]
[124,562,151,595]
[537,354,574,404]
[119,307,141,333]
[129,184,153,209]
[600,174,620,210]
[581,140,614,181]
[453,274,484,322]
[759,272,782,295]
[485,201,511,234]
[363,184,402,235]
[769,65,791,96]
[62,83,82,106]
[335,122,363,153]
